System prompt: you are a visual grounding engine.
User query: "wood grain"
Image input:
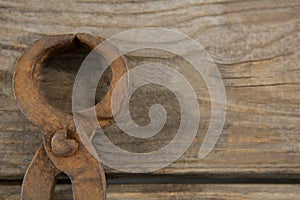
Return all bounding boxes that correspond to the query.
[1,184,300,200]
[0,0,299,180]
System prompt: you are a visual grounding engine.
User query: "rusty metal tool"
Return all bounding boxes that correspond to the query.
[13,33,128,200]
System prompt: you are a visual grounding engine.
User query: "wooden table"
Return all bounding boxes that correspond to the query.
[0,0,299,199]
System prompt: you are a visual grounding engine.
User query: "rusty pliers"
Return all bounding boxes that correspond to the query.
[13,33,128,200]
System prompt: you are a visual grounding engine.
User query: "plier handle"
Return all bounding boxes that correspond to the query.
[21,129,106,200]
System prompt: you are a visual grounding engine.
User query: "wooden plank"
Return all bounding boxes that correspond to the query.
[1,184,300,200]
[0,0,300,178]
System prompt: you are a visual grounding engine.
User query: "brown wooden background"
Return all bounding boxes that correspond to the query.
[0,0,299,199]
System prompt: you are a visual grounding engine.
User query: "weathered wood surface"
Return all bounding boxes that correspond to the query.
[1,184,300,200]
[0,0,300,181]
